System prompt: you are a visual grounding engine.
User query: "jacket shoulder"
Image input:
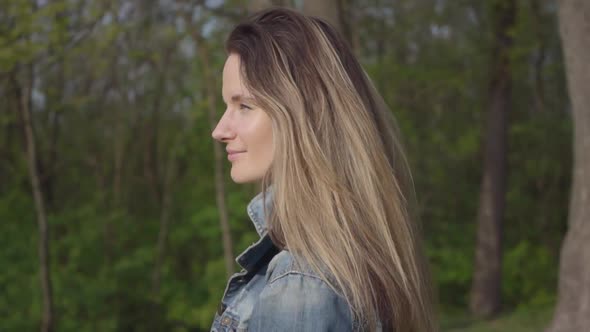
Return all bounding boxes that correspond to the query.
[265,250,333,284]
[249,250,355,331]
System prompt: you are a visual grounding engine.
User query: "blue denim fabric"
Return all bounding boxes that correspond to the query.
[210,189,355,332]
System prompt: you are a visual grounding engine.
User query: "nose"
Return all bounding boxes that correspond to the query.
[212,110,235,142]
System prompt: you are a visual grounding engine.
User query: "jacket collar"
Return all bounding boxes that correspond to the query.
[246,186,274,236]
[236,186,278,272]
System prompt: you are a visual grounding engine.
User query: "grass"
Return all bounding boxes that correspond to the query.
[441,305,553,332]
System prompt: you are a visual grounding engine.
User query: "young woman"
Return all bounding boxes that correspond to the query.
[211,7,437,332]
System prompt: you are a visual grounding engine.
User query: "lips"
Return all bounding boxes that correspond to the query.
[227,151,245,161]
[226,148,246,154]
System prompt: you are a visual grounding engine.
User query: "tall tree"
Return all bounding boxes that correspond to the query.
[151,136,180,296]
[547,0,590,331]
[248,0,274,13]
[248,0,294,14]
[14,66,55,332]
[197,35,235,277]
[303,0,344,34]
[529,0,547,114]
[469,0,516,317]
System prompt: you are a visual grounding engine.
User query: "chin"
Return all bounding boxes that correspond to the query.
[230,170,257,184]
[230,175,249,184]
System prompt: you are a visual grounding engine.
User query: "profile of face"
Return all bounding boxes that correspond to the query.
[212,54,274,184]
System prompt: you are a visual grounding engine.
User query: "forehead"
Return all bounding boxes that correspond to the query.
[222,54,251,102]
[222,53,241,83]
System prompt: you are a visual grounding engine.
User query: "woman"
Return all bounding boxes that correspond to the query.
[211,7,437,332]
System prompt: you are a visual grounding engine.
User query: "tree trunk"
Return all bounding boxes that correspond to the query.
[197,38,235,277]
[247,0,294,14]
[469,0,515,318]
[143,73,165,206]
[303,0,344,35]
[530,0,547,114]
[43,8,68,211]
[546,1,590,331]
[248,0,274,13]
[152,140,178,296]
[14,68,55,332]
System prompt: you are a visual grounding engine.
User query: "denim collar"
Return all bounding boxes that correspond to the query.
[235,186,278,272]
[245,186,274,236]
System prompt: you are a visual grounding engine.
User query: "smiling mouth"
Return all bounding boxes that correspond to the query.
[228,151,245,161]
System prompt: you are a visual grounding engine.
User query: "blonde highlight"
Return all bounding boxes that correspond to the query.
[227,8,437,331]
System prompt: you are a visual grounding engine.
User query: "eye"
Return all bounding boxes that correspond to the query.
[239,103,252,111]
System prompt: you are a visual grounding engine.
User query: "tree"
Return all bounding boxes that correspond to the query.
[248,0,274,13]
[469,0,516,317]
[200,37,235,277]
[546,0,590,331]
[184,9,237,276]
[303,0,344,34]
[14,68,55,332]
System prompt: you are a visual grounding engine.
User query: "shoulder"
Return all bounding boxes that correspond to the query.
[247,250,355,331]
[265,250,328,283]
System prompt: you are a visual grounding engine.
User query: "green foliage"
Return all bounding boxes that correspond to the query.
[0,189,37,331]
[0,0,569,330]
[503,241,556,308]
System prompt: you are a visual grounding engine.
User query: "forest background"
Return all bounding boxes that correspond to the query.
[1,0,588,331]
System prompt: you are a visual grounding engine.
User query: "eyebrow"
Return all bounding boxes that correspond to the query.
[225,94,256,104]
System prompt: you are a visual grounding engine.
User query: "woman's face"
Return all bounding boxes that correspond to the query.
[212,54,274,184]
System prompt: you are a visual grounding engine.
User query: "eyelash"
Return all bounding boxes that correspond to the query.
[239,104,252,111]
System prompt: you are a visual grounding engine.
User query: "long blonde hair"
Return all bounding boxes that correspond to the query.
[226,8,437,331]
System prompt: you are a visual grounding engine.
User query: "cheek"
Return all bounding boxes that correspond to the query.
[269,132,275,159]
[249,128,273,159]
[259,123,274,160]
[241,116,274,158]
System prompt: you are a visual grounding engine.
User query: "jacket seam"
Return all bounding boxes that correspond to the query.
[268,270,330,285]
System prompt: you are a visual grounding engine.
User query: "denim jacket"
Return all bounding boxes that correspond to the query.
[210,189,355,332]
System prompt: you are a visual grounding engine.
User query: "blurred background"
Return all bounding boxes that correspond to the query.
[2,0,587,331]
